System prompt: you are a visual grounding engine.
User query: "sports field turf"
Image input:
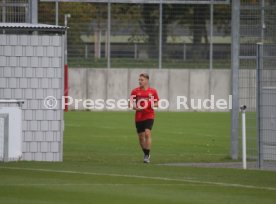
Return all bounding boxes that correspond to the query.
[1,112,276,204]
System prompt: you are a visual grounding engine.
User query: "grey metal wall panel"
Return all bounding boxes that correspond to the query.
[25,46,33,56]
[35,153,43,161]
[30,36,39,46]
[14,89,23,99]
[22,142,27,152]
[36,68,44,78]
[24,152,32,161]
[24,89,33,99]
[0,78,6,88]
[46,132,54,141]
[36,110,43,120]
[0,34,64,161]
[0,35,6,45]
[31,57,39,67]
[24,110,32,120]
[15,46,23,56]
[14,68,23,77]
[9,78,17,88]
[19,57,28,67]
[42,36,50,46]
[35,132,44,141]
[30,142,37,152]
[8,35,18,46]
[47,47,54,57]
[30,78,39,88]
[19,36,28,46]
[52,36,61,46]
[0,57,6,67]
[9,57,17,67]
[41,121,48,131]
[24,131,32,141]
[40,142,48,152]
[46,153,53,161]
[25,68,33,77]
[4,46,12,56]
[3,89,12,98]
[51,142,59,152]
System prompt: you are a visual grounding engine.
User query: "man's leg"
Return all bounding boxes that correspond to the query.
[143,129,151,156]
[136,120,153,163]
[138,132,146,149]
[138,132,151,158]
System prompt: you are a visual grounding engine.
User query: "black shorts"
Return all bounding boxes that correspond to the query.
[135,119,154,134]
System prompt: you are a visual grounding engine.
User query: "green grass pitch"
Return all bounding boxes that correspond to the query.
[0,112,276,204]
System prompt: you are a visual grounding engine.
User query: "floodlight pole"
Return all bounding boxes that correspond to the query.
[256,42,264,169]
[231,0,240,160]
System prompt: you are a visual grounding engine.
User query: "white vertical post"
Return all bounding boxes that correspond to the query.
[241,105,247,169]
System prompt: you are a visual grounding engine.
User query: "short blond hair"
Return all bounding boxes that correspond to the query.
[139,73,149,80]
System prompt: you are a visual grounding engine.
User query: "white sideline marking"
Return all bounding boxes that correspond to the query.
[0,183,209,186]
[0,166,276,191]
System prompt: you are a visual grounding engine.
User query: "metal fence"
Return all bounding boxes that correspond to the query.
[257,44,276,169]
[0,0,29,23]
[1,0,232,69]
[42,1,231,69]
[239,0,276,170]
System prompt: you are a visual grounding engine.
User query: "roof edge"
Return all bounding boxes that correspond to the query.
[0,23,67,32]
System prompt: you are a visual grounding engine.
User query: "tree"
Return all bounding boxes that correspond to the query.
[38,2,232,60]
[138,4,216,59]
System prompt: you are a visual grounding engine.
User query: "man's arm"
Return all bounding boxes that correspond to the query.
[153,89,159,108]
[153,100,158,108]
[129,92,139,110]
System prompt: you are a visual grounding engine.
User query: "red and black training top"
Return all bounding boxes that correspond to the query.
[130,87,159,122]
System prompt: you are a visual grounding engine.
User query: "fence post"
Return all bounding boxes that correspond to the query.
[55,0,59,25]
[107,1,111,69]
[158,0,163,69]
[231,0,240,160]
[209,1,214,71]
[30,0,38,24]
[256,42,263,169]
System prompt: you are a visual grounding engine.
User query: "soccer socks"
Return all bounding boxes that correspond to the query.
[143,148,150,156]
[142,148,147,155]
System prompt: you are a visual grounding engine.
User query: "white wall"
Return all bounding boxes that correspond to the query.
[68,68,234,112]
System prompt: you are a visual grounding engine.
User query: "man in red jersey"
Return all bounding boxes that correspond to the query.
[129,73,159,163]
